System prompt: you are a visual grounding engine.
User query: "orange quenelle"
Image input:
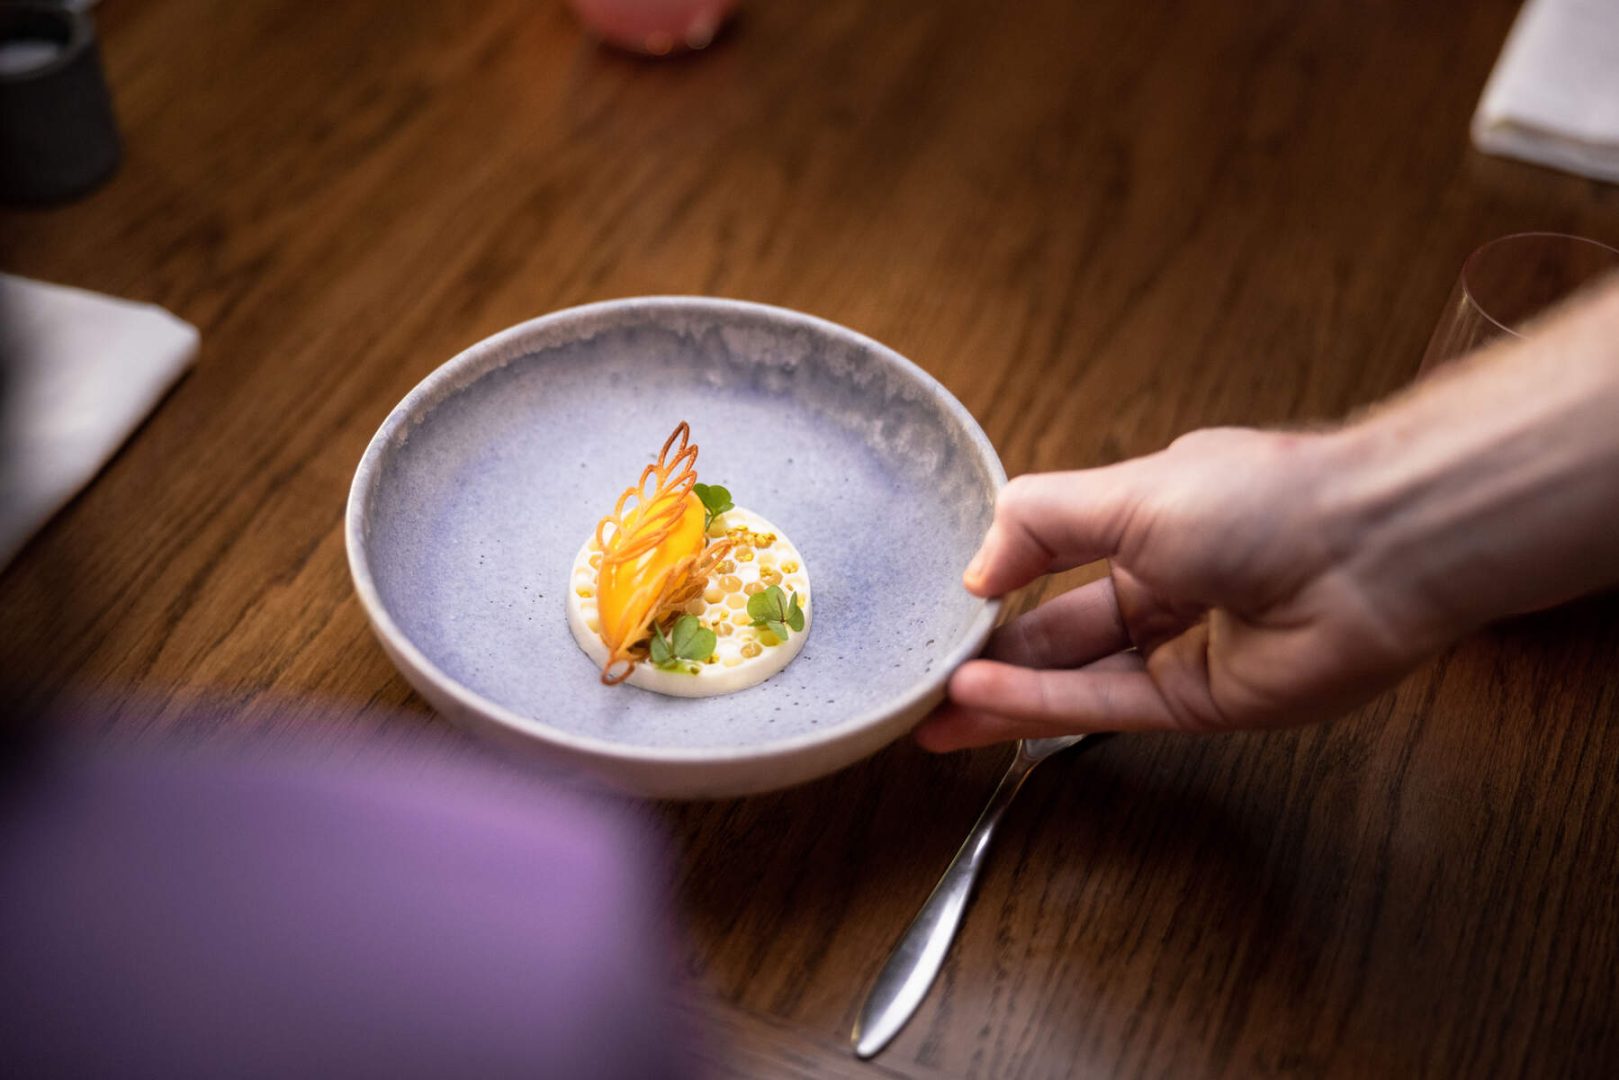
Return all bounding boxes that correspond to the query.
[593,423,730,684]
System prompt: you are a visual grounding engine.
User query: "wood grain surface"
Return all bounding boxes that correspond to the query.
[4,1,1618,1076]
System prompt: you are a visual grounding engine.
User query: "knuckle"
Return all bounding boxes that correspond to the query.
[1165,703,1224,734]
[997,474,1039,514]
[1146,650,1229,733]
[1157,679,1231,733]
[1167,427,1219,452]
[1032,670,1061,718]
[1167,425,1253,457]
[1017,614,1056,667]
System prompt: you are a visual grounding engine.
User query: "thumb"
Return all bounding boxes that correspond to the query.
[964,465,1143,597]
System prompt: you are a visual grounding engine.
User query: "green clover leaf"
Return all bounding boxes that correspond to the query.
[748,586,804,643]
[693,483,734,531]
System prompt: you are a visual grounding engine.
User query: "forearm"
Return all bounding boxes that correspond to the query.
[1326,275,1619,645]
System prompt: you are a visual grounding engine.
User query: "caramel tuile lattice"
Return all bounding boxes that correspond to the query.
[594,422,732,684]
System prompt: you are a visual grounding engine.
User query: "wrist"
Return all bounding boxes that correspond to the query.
[1316,410,1495,650]
[1321,278,1619,644]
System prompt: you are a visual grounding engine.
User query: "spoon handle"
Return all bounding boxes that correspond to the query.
[851,750,1038,1060]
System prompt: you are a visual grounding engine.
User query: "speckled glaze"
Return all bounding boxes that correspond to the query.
[346,297,1004,798]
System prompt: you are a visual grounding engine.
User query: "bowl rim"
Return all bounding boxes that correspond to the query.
[345,295,1005,767]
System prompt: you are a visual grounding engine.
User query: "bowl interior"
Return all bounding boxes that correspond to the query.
[355,300,1001,752]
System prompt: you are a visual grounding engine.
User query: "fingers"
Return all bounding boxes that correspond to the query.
[983,577,1131,669]
[1109,563,1208,655]
[964,467,1141,597]
[912,703,1049,753]
[914,580,1133,751]
[915,652,1183,751]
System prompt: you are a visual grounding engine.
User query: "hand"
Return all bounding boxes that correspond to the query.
[915,428,1432,750]
[915,277,1619,751]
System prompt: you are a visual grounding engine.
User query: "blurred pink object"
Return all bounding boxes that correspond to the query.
[568,0,737,56]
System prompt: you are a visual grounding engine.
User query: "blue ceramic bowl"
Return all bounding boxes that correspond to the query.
[346,298,1003,797]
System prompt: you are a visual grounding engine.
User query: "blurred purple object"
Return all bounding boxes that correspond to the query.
[568,0,737,56]
[0,746,697,1078]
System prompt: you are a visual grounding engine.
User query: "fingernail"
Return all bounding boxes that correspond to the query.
[964,548,986,585]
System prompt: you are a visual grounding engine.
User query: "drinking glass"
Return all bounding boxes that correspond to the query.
[1420,232,1619,374]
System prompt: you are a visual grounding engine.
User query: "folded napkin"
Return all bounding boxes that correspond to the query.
[0,274,198,569]
[1472,0,1619,184]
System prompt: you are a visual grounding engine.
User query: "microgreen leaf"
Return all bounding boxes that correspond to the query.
[693,483,734,531]
[649,616,715,672]
[670,614,716,662]
[748,585,803,643]
[649,623,674,667]
[747,584,787,627]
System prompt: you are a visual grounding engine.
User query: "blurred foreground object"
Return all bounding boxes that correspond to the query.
[0,275,197,569]
[0,2,120,203]
[1420,233,1619,373]
[1473,0,1619,183]
[0,740,698,1078]
[568,0,737,56]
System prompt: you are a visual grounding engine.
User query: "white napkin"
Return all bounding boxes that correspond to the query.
[0,274,198,568]
[1472,0,1619,184]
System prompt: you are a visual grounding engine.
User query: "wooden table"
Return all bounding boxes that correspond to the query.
[5,1,1618,1075]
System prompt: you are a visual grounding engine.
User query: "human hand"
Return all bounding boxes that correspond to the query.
[916,277,1619,751]
[915,428,1433,750]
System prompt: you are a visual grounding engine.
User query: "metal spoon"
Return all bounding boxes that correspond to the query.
[851,733,1109,1059]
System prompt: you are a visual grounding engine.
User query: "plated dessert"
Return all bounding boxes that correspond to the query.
[566,422,811,697]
